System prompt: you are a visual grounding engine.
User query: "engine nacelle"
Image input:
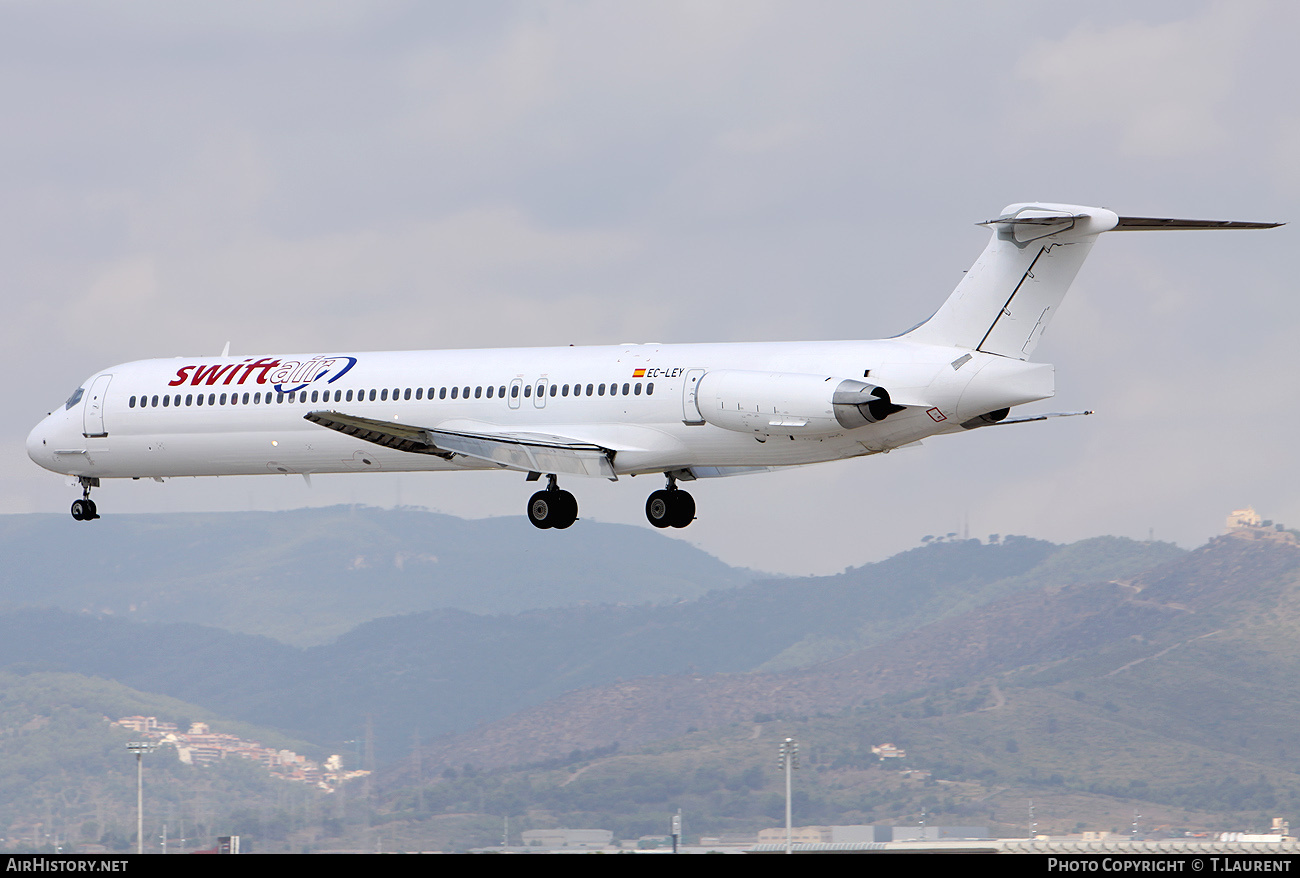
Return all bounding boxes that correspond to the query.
[695,370,903,436]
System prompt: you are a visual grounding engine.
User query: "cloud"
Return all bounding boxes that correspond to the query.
[1015,3,1261,157]
[5,3,1296,574]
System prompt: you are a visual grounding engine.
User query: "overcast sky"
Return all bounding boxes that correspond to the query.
[5,1,1297,575]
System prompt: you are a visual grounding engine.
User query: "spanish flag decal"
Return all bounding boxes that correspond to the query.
[632,369,646,378]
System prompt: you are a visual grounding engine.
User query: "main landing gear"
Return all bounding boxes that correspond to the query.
[527,474,579,530]
[645,474,695,529]
[70,477,100,522]
[525,472,697,530]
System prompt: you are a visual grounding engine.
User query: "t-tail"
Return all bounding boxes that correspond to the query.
[904,202,1282,360]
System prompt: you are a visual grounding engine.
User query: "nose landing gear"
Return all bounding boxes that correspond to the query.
[527,474,578,530]
[70,477,100,521]
[645,474,695,529]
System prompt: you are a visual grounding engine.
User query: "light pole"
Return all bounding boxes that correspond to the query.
[777,737,799,854]
[126,742,157,854]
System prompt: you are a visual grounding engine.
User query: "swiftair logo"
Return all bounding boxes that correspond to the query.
[168,355,358,394]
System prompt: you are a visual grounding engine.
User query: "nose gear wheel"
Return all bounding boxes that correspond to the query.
[70,477,100,521]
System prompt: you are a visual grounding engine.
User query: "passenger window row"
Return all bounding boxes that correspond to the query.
[127,381,655,409]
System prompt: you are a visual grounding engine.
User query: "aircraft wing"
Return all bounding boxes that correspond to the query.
[303,411,618,479]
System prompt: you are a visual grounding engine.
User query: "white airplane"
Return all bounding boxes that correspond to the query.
[27,202,1279,529]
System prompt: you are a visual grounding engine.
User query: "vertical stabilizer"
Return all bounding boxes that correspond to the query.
[904,203,1280,359]
[905,203,1118,360]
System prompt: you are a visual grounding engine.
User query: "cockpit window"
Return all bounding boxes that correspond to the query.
[64,387,84,410]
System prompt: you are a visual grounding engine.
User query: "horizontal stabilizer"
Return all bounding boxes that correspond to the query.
[984,213,1087,225]
[1114,217,1283,231]
[960,409,1093,430]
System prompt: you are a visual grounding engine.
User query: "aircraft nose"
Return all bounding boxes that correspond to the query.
[26,417,54,470]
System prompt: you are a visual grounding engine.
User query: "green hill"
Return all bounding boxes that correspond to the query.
[0,533,1182,762]
[10,503,1297,850]
[365,535,1300,845]
[0,506,750,646]
[0,670,327,854]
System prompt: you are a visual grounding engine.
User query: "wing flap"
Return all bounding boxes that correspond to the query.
[303,411,448,455]
[426,428,617,478]
[304,411,617,478]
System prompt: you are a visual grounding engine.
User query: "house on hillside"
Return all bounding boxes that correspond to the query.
[1226,507,1262,530]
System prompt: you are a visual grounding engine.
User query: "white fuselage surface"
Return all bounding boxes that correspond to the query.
[27,339,1044,480]
[28,202,1278,528]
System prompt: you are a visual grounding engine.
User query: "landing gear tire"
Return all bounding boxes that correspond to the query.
[528,491,554,529]
[72,477,100,522]
[551,490,578,530]
[668,490,695,528]
[646,489,695,529]
[528,489,578,530]
[646,490,672,528]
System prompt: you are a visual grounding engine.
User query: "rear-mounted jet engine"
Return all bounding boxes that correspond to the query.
[694,370,904,437]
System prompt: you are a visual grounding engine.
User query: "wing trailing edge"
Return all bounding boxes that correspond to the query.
[303,411,618,479]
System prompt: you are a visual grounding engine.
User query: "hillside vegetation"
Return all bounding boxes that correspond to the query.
[6,505,1298,851]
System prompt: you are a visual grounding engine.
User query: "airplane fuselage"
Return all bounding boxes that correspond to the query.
[26,338,1051,483]
[30,203,1275,529]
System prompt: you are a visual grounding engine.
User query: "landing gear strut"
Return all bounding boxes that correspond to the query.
[527,474,578,530]
[70,477,100,522]
[645,474,695,529]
